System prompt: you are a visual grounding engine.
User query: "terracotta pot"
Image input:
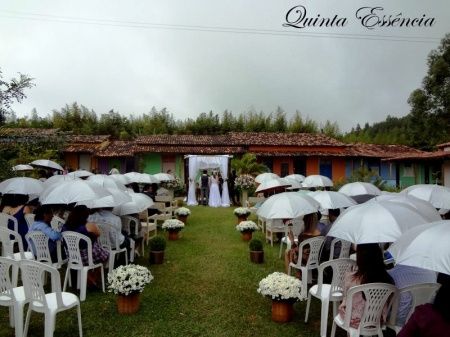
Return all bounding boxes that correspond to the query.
[149,250,164,264]
[271,299,294,323]
[177,215,188,224]
[241,231,252,241]
[116,293,140,314]
[249,250,264,263]
[168,230,180,241]
[236,215,248,224]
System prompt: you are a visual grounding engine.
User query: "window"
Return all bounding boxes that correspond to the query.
[403,164,414,177]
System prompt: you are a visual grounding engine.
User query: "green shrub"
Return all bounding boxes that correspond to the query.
[249,238,263,251]
[149,236,166,251]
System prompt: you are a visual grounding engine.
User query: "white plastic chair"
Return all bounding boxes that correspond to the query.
[139,210,157,245]
[265,219,285,246]
[61,231,105,302]
[288,236,325,288]
[121,215,144,257]
[388,282,441,333]
[0,257,27,337]
[96,222,128,272]
[329,238,352,260]
[24,214,35,228]
[330,283,398,337]
[305,258,356,337]
[21,259,83,337]
[0,213,18,232]
[25,231,66,268]
[278,218,304,258]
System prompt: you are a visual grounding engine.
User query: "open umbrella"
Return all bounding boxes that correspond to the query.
[338,182,381,196]
[255,173,279,184]
[124,172,160,184]
[308,191,357,210]
[12,164,34,172]
[389,220,450,275]
[401,184,450,209]
[108,174,130,185]
[112,192,154,216]
[39,180,111,205]
[284,178,303,190]
[256,192,319,219]
[78,187,132,209]
[302,175,333,188]
[153,173,175,181]
[255,178,291,193]
[30,159,64,171]
[43,174,80,187]
[0,177,43,196]
[66,170,93,179]
[285,174,305,183]
[327,200,431,244]
[87,174,127,191]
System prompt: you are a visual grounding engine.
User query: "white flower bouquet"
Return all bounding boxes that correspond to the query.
[257,272,304,301]
[107,264,153,296]
[162,218,185,231]
[161,176,184,191]
[236,220,259,233]
[233,207,251,217]
[174,207,191,216]
[235,174,256,191]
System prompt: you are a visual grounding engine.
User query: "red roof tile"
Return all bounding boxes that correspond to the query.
[228,132,346,146]
[383,150,450,161]
[0,127,60,137]
[437,142,450,149]
[349,143,424,158]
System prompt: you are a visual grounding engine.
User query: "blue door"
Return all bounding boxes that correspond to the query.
[319,159,332,179]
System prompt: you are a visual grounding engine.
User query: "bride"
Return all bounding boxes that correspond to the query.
[208,172,222,207]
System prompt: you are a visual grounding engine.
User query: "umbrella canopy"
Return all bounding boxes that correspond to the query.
[108,174,130,185]
[308,191,357,210]
[113,192,154,216]
[255,178,291,193]
[124,172,160,184]
[255,173,279,184]
[0,177,43,196]
[12,164,34,171]
[327,200,431,244]
[39,180,111,205]
[256,192,320,219]
[372,194,441,222]
[87,174,127,191]
[338,182,381,196]
[285,174,305,183]
[302,175,333,188]
[30,159,64,171]
[153,173,175,181]
[350,194,377,204]
[78,187,132,209]
[43,174,80,187]
[389,220,450,275]
[284,178,303,190]
[401,184,450,209]
[66,170,93,179]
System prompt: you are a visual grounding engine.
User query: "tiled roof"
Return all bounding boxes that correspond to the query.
[437,142,450,149]
[0,127,60,137]
[96,141,138,157]
[383,150,450,161]
[349,143,424,158]
[228,132,346,146]
[251,151,352,157]
[66,135,110,143]
[136,134,229,145]
[135,145,245,155]
[63,144,100,153]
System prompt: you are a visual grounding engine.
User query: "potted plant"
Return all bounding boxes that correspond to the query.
[149,236,166,264]
[249,238,264,263]
[174,207,191,224]
[234,174,256,207]
[235,220,258,241]
[257,272,304,323]
[162,218,185,240]
[107,264,153,314]
[233,207,251,223]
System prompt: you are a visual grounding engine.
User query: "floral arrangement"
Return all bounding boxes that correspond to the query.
[236,220,259,232]
[161,176,184,191]
[233,207,251,217]
[174,207,191,216]
[257,272,304,301]
[107,264,153,296]
[235,174,256,191]
[162,218,185,231]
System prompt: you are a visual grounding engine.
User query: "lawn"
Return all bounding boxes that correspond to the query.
[1,206,333,337]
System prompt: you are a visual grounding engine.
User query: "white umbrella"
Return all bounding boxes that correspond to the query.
[256,192,320,219]
[284,178,303,190]
[401,184,450,209]
[0,177,43,196]
[43,174,80,187]
[285,174,305,183]
[124,172,160,184]
[255,173,279,184]
[327,200,431,244]
[108,174,130,185]
[303,175,333,188]
[153,173,175,181]
[255,178,291,193]
[12,164,34,171]
[87,174,127,191]
[39,180,111,205]
[78,187,132,209]
[113,192,154,216]
[389,220,450,275]
[66,170,93,179]
[30,159,64,171]
[372,194,441,222]
[338,182,381,196]
[308,191,357,210]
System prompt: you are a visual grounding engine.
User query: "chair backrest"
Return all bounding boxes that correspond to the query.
[50,215,65,232]
[298,236,325,269]
[25,213,35,228]
[398,282,441,324]
[0,213,18,232]
[96,222,121,250]
[344,283,398,336]
[155,195,172,203]
[26,231,52,263]
[316,258,356,301]
[121,215,141,237]
[329,238,352,260]
[152,202,166,211]
[266,219,285,231]
[0,227,26,259]
[62,231,94,267]
[0,256,16,306]
[20,259,63,309]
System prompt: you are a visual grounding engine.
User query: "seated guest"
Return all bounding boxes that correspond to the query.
[0,194,32,250]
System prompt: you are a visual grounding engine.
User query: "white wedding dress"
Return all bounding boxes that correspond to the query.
[208,177,222,207]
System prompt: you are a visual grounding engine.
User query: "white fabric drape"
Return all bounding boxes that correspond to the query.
[186,155,231,207]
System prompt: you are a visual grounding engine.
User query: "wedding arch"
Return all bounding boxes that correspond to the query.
[185,155,232,206]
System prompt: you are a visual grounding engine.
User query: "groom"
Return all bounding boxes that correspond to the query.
[200,170,210,206]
